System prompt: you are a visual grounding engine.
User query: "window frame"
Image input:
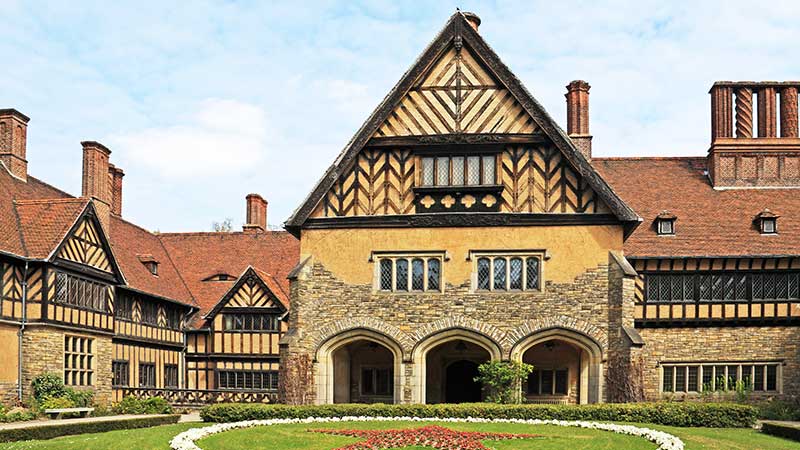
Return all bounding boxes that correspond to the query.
[470,251,545,293]
[54,271,110,313]
[656,219,676,236]
[164,364,179,388]
[760,217,778,234]
[372,251,446,293]
[64,335,94,387]
[419,154,499,187]
[139,362,156,388]
[216,369,279,391]
[223,313,282,333]
[526,368,569,396]
[112,360,130,387]
[360,366,393,396]
[660,362,782,394]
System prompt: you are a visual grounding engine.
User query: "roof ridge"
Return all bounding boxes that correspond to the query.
[14,197,88,205]
[158,230,289,237]
[594,156,706,161]
[156,230,198,308]
[27,175,76,198]
[11,198,28,257]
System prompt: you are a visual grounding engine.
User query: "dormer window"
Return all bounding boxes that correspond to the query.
[655,211,676,236]
[420,155,497,186]
[136,255,159,276]
[203,273,234,282]
[755,209,779,234]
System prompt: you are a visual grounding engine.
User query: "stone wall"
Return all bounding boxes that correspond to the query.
[283,252,636,404]
[20,325,113,405]
[638,326,800,401]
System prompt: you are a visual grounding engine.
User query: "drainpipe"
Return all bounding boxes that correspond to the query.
[17,261,29,404]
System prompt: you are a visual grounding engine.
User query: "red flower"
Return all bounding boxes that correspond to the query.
[309,424,541,449]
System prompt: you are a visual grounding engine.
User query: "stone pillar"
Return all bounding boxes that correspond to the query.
[780,87,799,138]
[758,86,778,138]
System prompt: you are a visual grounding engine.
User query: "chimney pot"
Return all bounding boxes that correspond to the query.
[462,12,481,32]
[243,193,268,232]
[0,108,30,181]
[81,141,112,230]
[565,80,592,159]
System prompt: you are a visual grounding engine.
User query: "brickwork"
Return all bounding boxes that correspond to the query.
[638,326,800,401]
[20,326,113,405]
[283,255,635,404]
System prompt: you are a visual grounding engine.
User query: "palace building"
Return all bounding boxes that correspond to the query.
[2,11,800,406]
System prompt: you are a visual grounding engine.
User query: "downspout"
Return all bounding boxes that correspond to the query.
[17,261,29,403]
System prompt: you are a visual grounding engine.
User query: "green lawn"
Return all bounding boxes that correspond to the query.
[0,420,797,450]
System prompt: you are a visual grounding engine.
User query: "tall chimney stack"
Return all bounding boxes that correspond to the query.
[0,109,30,181]
[243,193,268,233]
[81,141,112,231]
[462,12,481,32]
[108,164,125,216]
[565,80,592,160]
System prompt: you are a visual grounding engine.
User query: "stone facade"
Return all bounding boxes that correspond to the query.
[21,326,113,405]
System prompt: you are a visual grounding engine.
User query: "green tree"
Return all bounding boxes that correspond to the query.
[474,360,534,404]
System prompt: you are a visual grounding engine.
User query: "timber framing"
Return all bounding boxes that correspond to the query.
[202,266,287,321]
[285,11,639,235]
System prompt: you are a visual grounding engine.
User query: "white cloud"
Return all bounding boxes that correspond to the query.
[110,99,269,178]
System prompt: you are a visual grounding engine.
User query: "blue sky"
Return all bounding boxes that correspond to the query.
[3,1,800,232]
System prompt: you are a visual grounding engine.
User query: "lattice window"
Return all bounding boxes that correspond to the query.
[54,271,109,313]
[421,157,434,186]
[644,271,800,303]
[436,156,449,185]
[452,156,465,185]
[474,254,542,292]
[467,156,481,185]
[420,155,497,187]
[223,313,281,331]
[482,156,496,184]
[662,362,780,394]
[164,364,179,388]
[139,363,156,387]
[112,360,129,387]
[217,370,278,391]
[375,255,443,293]
[64,336,93,386]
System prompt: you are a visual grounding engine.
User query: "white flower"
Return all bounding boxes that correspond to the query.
[170,416,684,450]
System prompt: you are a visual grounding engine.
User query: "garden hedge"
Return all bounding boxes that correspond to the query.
[761,422,800,442]
[0,414,180,442]
[201,402,757,428]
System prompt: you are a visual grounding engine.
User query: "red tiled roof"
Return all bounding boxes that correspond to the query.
[109,216,195,306]
[15,198,89,259]
[159,231,299,323]
[252,267,290,310]
[595,157,800,258]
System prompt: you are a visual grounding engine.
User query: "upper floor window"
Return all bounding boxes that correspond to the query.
[420,155,496,187]
[54,271,109,313]
[655,211,676,236]
[644,271,800,303]
[376,254,442,292]
[137,254,159,276]
[475,254,541,292]
[224,313,281,332]
[755,209,779,234]
[203,273,234,282]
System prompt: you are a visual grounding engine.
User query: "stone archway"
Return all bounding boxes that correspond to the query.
[411,328,502,404]
[510,327,604,404]
[315,329,404,405]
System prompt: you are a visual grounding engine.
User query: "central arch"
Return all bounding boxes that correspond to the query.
[411,328,502,404]
[510,327,604,404]
[315,329,404,404]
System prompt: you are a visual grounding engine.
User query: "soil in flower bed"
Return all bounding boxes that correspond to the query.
[309,424,542,449]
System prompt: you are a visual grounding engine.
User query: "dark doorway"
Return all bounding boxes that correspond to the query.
[445,360,481,403]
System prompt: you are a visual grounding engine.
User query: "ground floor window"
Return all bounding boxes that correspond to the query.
[216,370,279,391]
[164,364,179,388]
[112,360,129,387]
[139,363,156,387]
[361,367,393,396]
[662,362,779,393]
[64,335,94,386]
[527,369,568,395]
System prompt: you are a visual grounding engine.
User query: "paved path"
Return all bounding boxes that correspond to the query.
[179,412,203,423]
[0,414,175,431]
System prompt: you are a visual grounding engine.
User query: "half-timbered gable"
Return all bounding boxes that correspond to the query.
[56,215,113,274]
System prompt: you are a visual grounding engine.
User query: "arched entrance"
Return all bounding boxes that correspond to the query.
[315,329,403,404]
[511,328,604,404]
[411,329,501,404]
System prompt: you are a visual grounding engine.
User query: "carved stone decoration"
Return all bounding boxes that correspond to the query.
[420,195,435,209]
[482,194,497,207]
[441,195,456,208]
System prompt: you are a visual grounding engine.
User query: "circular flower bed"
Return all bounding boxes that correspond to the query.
[170,416,684,450]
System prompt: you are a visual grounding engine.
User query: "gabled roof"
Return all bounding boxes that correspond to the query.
[595,157,800,258]
[158,230,299,324]
[201,265,290,323]
[286,12,638,230]
[14,198,89,259]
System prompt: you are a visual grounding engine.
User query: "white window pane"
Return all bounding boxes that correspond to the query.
[422,158,434,186]
[467,156,481,185]
[436,157,449,185]
[452,157,464,185]
[482,156,495,184]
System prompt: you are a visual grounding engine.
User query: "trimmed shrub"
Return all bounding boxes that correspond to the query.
[39,396,76,410]
[113,396,173,415]
[757,399,800,421]
[30,373,68,403]
[200,402,758,428]
[0,415,180,443]
[761,422,800,442]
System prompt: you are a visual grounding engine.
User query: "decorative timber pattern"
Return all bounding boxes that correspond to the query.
[227,276,280,308]
[500,146,609,213]
[312,145,608,218]
[632,257,800,327]
[374,45,537,136]
[312,148,414,218]
[57,217,112,273]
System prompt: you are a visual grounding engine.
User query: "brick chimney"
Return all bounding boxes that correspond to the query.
[243,193,268,233]
[108,164,124,216]
[462,12,481,32]
[0,109,30,181]
[81,141,112,231]
[708,81,800,188]
[565,80,592,160]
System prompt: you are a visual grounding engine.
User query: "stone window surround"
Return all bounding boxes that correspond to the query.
[659,361,783,395]
[370,251,448,293]
[468,250,547,293]
[64,335,94,387]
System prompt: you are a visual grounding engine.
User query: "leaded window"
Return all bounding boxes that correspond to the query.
[644,271,800,303]
[376,256,443,293]
[112,360,129,387]
[65,336,93,386]
[224,313,281,332]
[662,362,780,393]
[139,363,156,387]
[475,255,542,292]
[164,364,179,388]
[54,271,109,313]
[419,155,497,186]
[217,370,279,391]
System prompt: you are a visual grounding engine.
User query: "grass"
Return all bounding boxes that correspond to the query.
[0,420,796,449]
